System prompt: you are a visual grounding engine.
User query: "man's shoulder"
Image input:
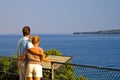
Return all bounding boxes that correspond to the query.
[18,37,30,44]
[18,37,26,41]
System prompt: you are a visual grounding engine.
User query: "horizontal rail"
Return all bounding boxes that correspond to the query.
[52,61,120,72]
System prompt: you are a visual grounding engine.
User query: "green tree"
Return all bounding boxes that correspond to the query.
[44,49,62,56]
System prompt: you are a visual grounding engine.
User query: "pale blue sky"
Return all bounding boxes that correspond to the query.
[0,0,120,34]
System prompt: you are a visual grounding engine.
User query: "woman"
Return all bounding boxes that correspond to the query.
[20,35,54,80]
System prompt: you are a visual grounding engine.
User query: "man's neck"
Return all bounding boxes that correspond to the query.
[24,35,30,38]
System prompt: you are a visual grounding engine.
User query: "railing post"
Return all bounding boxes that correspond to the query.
[51,62,54,80]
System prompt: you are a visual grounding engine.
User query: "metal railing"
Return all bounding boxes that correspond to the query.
[52,62,120,80]
[0,56,120,80]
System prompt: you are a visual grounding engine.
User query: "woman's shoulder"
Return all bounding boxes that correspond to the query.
[34,47,43,51]
[38,47,43,49]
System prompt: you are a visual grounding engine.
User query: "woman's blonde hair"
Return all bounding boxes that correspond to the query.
[30,36,40,45]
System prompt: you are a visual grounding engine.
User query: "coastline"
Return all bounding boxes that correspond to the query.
[73,29,120,35]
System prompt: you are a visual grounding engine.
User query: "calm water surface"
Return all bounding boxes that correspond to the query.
[0,34,120,69]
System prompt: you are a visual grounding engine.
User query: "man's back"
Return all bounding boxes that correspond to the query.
[17,37,29,57]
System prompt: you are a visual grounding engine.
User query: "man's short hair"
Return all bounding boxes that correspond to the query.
[22,26,31,36]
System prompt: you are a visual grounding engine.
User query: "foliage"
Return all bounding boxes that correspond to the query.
[0,49,88,80]
[9,55,19,73]
[55,63,75,80]
[79,75,88,80]
[44,49,78,80]
[0,57,10,72]
[44,49,62,56]
[0,55,18,80]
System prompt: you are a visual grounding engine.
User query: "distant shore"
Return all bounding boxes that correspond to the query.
[73,29,120,35]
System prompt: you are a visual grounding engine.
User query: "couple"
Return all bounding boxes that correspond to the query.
[17,26,54,80]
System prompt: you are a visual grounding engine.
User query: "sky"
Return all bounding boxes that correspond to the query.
[0,0,120,34]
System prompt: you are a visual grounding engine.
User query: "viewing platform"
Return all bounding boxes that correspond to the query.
[42,55,72,70]
[0,55,120,80]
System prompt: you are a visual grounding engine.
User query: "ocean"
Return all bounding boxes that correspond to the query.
[0,34,120,69]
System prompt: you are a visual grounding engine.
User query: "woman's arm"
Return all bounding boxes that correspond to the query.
[20,50,27,61]
[20,53,26,61]
[40,52,54,62]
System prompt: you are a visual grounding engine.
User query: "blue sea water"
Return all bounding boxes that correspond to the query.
[0,34,120,69]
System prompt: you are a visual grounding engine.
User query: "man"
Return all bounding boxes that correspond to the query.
[17,26,43,80]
